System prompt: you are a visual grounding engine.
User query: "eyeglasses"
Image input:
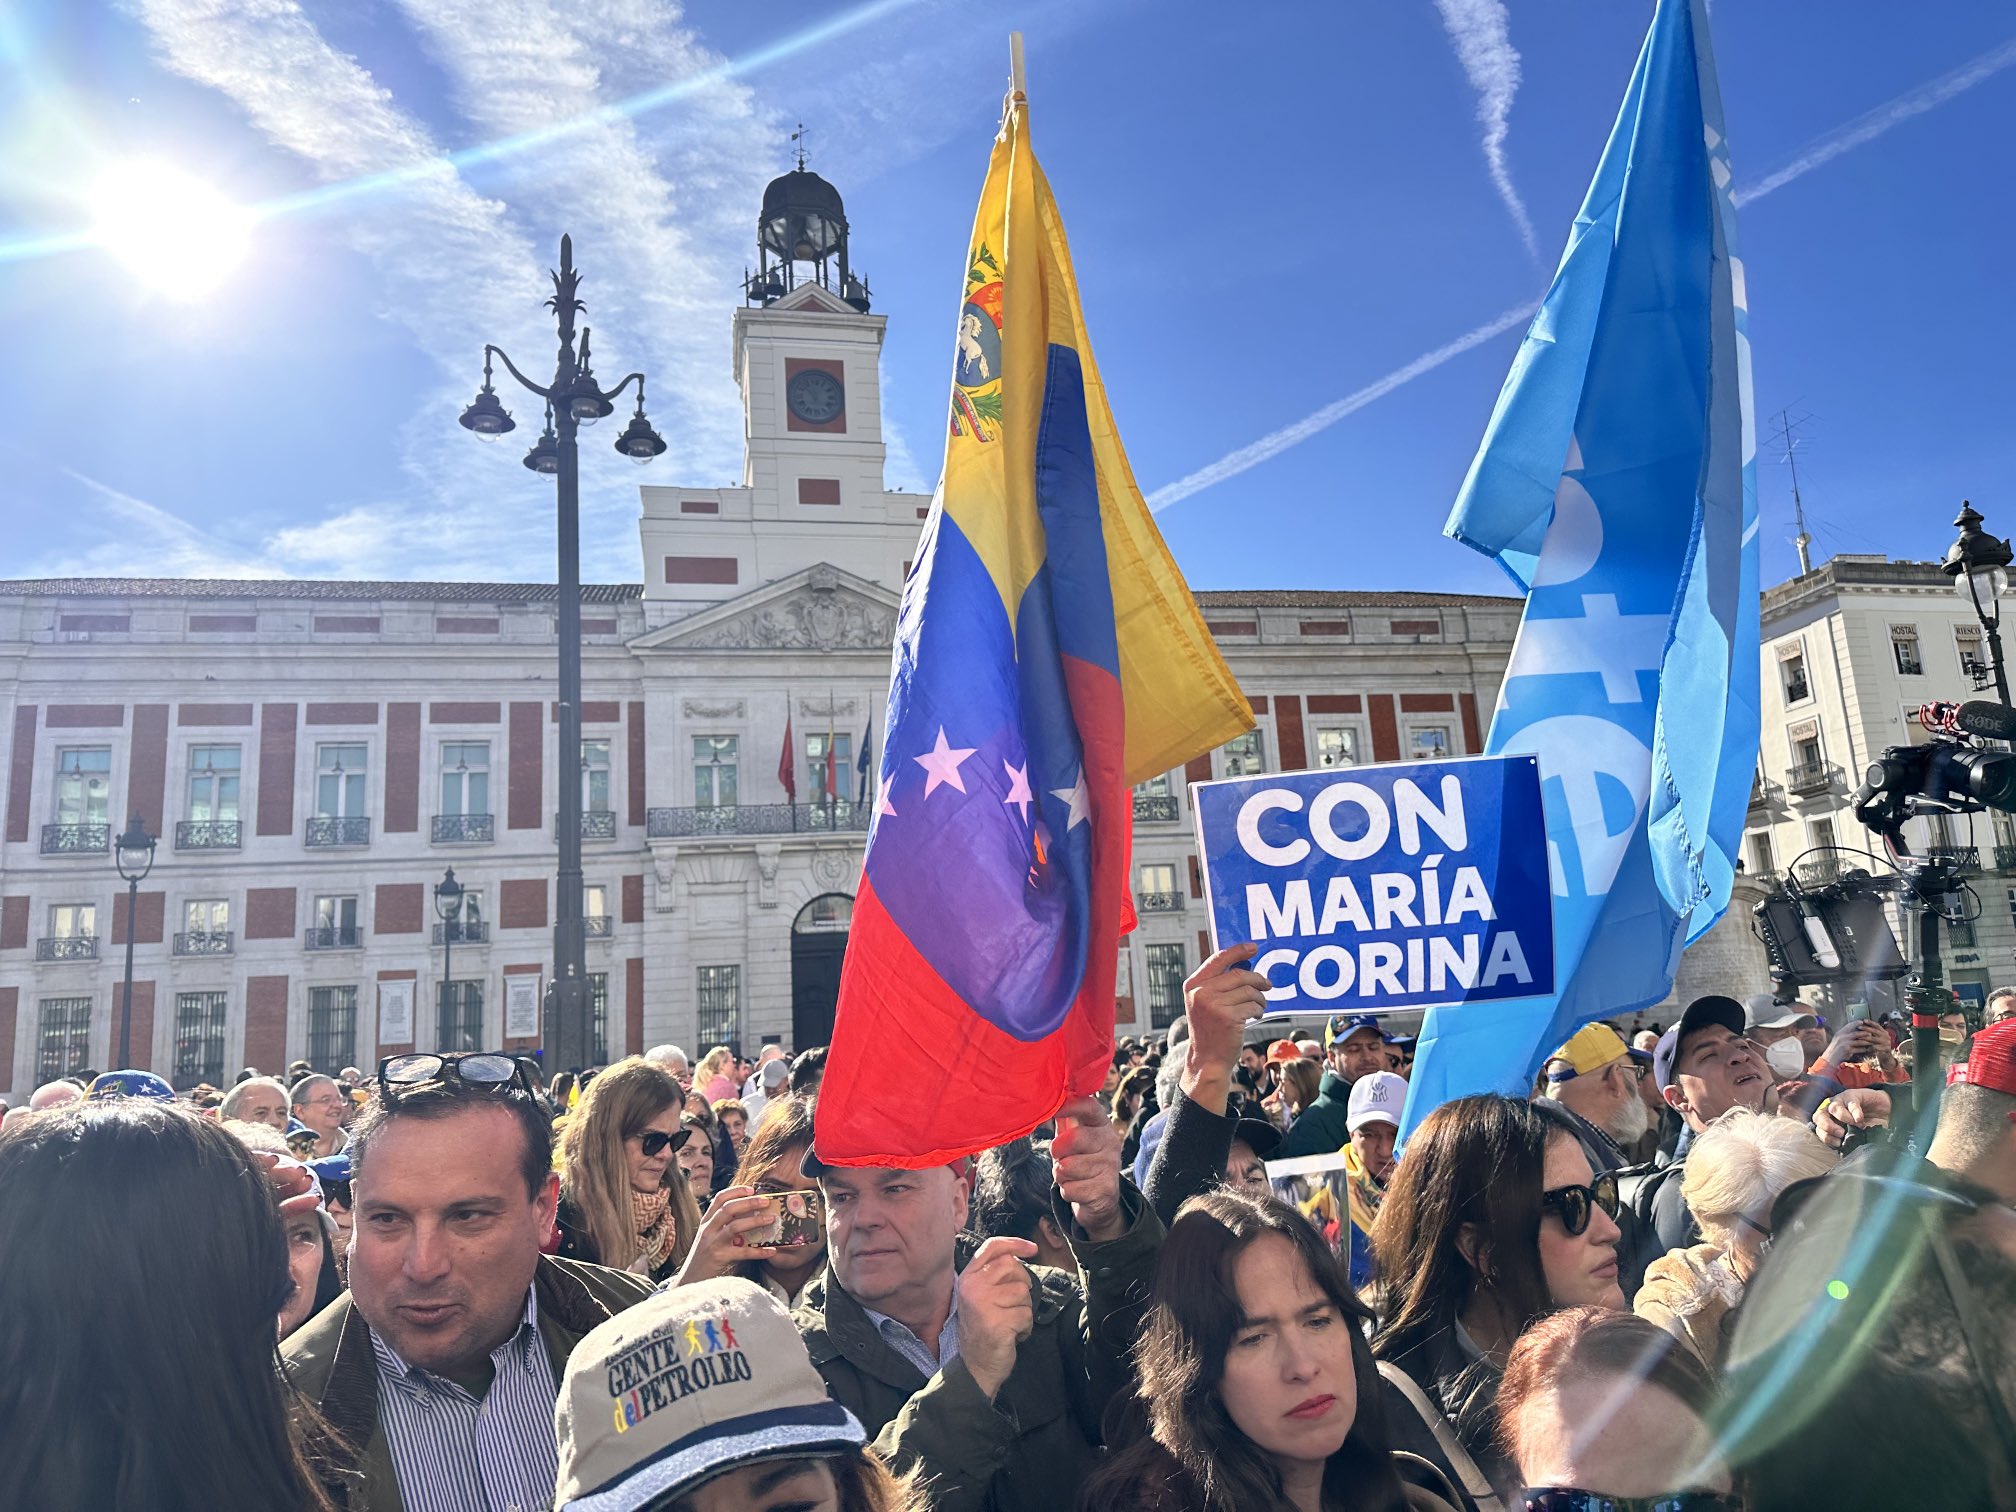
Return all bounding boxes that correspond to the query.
[1524,1492,1744,1512]
[321,1177,352,1209]
[1539,1171,1621,1237]
[377,1052,535,1100]
[631,1127,690,1158]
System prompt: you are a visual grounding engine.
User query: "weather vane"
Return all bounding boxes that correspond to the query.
[790,122,809,171]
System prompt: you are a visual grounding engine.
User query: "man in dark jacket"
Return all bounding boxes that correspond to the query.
[285,1068,652,1512]
[1276,1014,1388,1158]
[795,1094,1161,1512]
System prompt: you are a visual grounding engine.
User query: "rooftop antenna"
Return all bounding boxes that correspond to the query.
[1770,406,1816,576]
[790,122,808,171]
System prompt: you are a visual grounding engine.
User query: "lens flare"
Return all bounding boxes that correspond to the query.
[90,159,254,298]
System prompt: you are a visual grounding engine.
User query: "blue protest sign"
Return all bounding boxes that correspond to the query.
[1192,755,1554,1014]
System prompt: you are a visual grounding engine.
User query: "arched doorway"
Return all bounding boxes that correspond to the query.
[791,892,853,1050]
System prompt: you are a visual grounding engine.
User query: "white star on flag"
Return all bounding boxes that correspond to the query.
[1050,769,1091,830]
[875,773,898,819]
[1002,761,1033,821]
[913,727,977,798]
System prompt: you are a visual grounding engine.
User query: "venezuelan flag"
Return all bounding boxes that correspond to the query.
[813,85,1249,1167]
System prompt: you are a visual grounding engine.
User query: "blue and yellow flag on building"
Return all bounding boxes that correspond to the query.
[817,77,1250,1166]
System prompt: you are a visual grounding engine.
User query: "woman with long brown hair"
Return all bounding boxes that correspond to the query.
[1083,1190,1457,1512]
[673,1095,828,1305]
[1370,1095,1627,1509]
[553,1056,703,1281]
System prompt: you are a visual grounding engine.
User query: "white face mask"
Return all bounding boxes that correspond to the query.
[1763,1037,1807,1079]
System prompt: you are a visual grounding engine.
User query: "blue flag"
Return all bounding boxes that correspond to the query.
[1401,0,1760,1137]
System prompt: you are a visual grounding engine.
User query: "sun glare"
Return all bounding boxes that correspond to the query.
[91,160,254,298]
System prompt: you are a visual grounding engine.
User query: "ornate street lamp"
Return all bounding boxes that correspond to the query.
[113,813,156,1067]
[434,867,464,1034]
[459,236,664,1072]
[1944,501,2014,707]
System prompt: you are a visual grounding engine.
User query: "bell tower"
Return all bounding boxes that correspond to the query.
[638,153,927,617]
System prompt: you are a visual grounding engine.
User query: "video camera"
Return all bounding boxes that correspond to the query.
[1753,699,2016,992]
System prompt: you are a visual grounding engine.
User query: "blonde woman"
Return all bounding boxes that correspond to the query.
[695,1044,737,1102]
[553,1057,703,1282]
[1635,1106,1837,1366]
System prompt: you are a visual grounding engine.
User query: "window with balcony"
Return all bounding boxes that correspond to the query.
[1409,725,1454,760]
[1788,728,1829,794]
[697,965,741,1051]
[39,903,97,961]
[308,895,361,950]
[1780,649,1811,705]
[173,991,228,1088]
[1221,731,1265,778]
[589,972,610,1064]
[180,745,241,849]
[47,746,112,852]
[437,981,484,1053]
[434,888,485,945]
[434,741,492,843]
[1747,831,1777,878]
[694,735,738,809]
[805,732,852,802]
[309,986,358,1072]
[1314,728,1359,769]
[585,884,612,938]
[576,738,615,839]
[310,743,370,846]
[1138,863,1182,913]
[177,898,232,956]
[1132,774,1177,822]
[1144,943,1187,1029]
[1959,625,1989,687]
[1892,625,1923,677]
[36,997,92,1082]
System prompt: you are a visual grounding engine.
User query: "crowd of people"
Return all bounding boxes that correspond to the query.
[3,958,2014,1510]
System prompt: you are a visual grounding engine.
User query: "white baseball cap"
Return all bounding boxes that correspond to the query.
[1346,1071,1407,1134]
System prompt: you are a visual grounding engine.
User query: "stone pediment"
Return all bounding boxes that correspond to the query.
[638,564,899,653]
[772,282,857,316]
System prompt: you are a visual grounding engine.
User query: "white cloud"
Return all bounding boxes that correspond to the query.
[1147,302,1536,513]
[1431,0,1539,259]
[21,469,288,579]
[1735,33,2016,206]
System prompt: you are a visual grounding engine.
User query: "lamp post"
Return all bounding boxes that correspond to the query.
[434,867,464,1044]
[1944,502,2014,707]
[460,237,665,1073]
[113,813,156,1067]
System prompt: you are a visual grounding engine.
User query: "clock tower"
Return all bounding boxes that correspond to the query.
[638,165,927,619]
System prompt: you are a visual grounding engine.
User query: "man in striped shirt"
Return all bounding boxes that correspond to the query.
[284,1066,651,1512]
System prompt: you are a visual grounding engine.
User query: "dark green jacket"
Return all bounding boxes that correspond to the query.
[283,1255,653,1512]
[793,1187,1163,1512]
[1276,1069,1354,1158]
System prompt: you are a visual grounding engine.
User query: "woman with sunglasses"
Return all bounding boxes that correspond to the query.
[1497,1306,1736,1512]
[1371,1095,1626,1509]
[553,1056,703,1281]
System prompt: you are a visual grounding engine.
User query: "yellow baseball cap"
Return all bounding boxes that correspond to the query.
[1544,1023,1632,1083]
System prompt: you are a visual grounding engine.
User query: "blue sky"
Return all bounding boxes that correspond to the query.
[2,0,2012,597]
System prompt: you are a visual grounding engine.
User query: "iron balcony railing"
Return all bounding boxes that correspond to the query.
[36,935,99,961]
[1924,845,1981,871]
[646,802,870,839]
[304,925,363,950]
[1997,844,2016,872]
[585,916,614,938]
[1785,761,1837,796]
[579,810,617,840]
[1137,891,1186,913]
[1133,793,1179,823]
[175,819,242,850]
[1747,779,1781,811]
[432,921,489,945]
[1793,854,1850,887]
[305,816,371,847]
[431,813,494,844]
[173,930,234,956]
[41,822,109,855]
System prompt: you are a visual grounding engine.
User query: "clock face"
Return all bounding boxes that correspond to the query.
[788,368,844,425]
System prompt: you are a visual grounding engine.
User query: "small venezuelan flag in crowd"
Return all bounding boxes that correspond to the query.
[814,72,1249,1167]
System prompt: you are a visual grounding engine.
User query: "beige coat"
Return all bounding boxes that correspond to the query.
[1634,1240,1745,1368]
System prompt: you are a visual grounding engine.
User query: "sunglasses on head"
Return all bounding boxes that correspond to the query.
[632,1127,691,1158]
[1524,1493,1743,1512]
[377,1052,536,1100]
[1539,1170,1621,1237]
